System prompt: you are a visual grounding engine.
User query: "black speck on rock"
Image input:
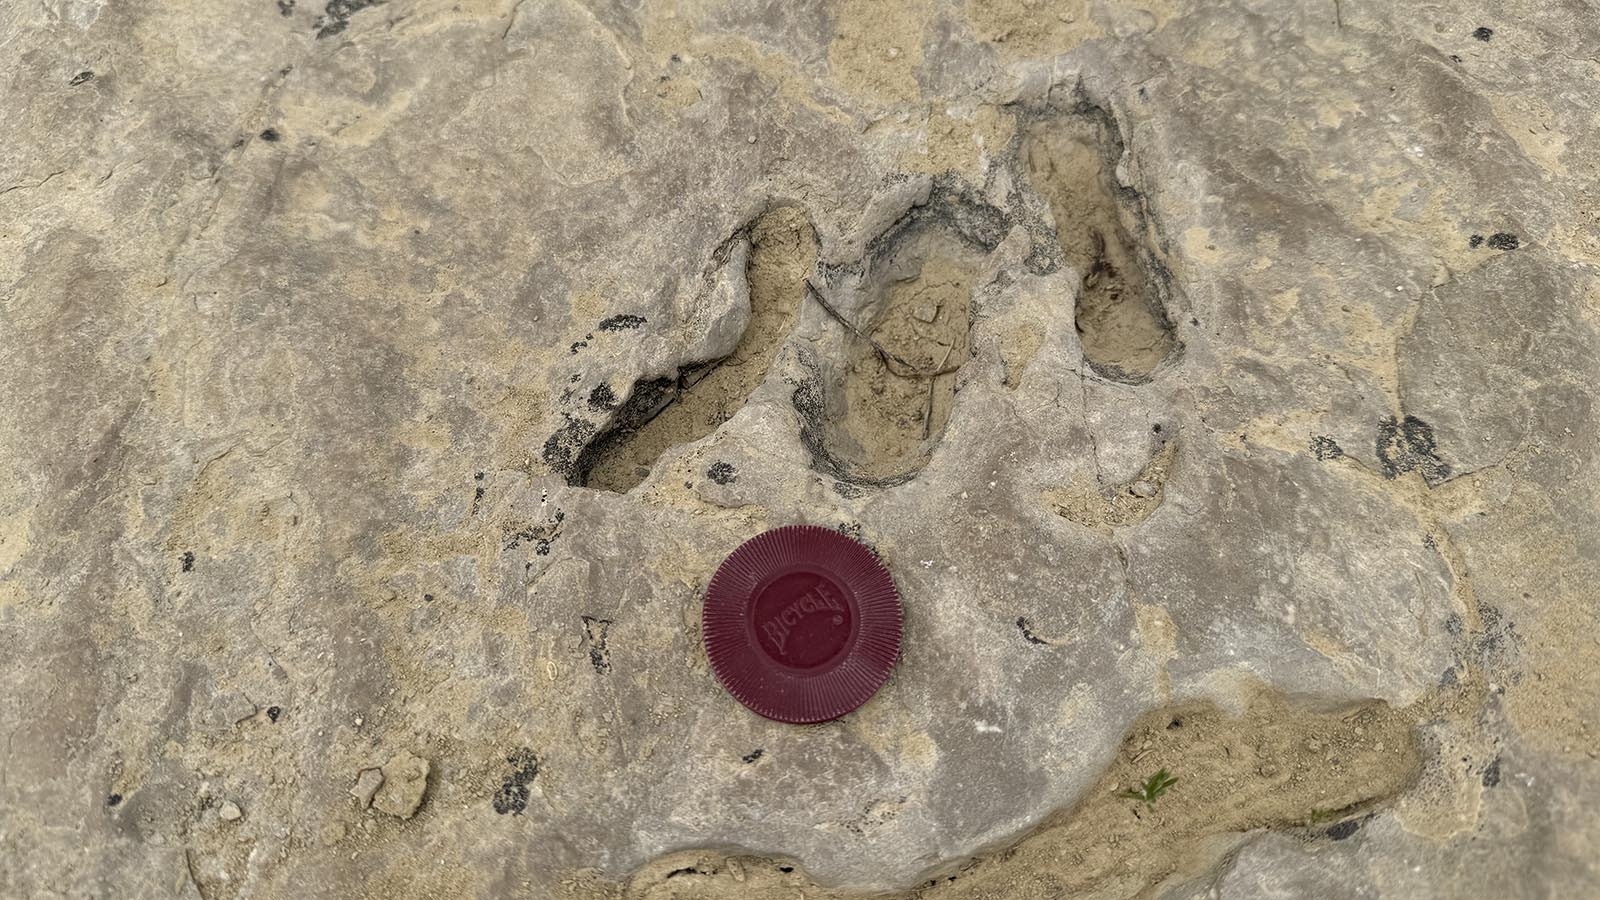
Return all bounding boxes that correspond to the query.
[587,383,617,411]
[581,615,612,673]
[1486,232,1520,251]
[106,793,122,807]
[1472,26,1494,41]
[706,461,737,484]
[259,128,281,142]
[831,481,863,499]
[1016,617,1049,645]
[266,706,281,722]
[278,0,296,14]
[69,71,94,86]
[742,748,763,763]
[598,314,647,332]
[1376,415,1451,484]
[1310,435,1344,460]
[541,414,598,479]
[314,0,383,38]
[181,551,195,572]
[1325,818,1363,841]
[492,748,540,815]
[1469,234,1484,248]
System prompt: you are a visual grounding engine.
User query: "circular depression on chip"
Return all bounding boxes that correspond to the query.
[702,525,902,724]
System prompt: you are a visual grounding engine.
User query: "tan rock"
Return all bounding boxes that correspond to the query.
[349,768,384,810]
[373,751,430,819]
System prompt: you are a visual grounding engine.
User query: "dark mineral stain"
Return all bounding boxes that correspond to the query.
[587,383,617,411]
[106,793,122,807]
[1469,234,1485,248]
[706,461,737,484]
[69,71,94,86]
[1482,757,1502,787]
[1016,617,1050,645]
[181,551,195,572]
[665,868,703,880]
[492,748,540,815]
[1486,232,1520,251]
[1310,435,1344,461]
[474,471,484,481]
[1469,604,1524,677]
[542,414,599,478]
[1376,415,1450,484]
[569,340,588,354]
[1325,818,1363,841]
[581,615,612,673]
[832,481,863,499]
[423,593,434,602]
[598,314,648,332]
[278,0,296,15]
[742,748,764,763]
[504,510,564,556]
[1152,423,1163,434]
[266,706,281,722]
[314,0,383,38]
[1472,26,1494,41]
[259,128,281,142]
[543,512,563,554]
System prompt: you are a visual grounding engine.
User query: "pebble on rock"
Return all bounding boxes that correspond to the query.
[373,750,430,819]
[350,768,384,809]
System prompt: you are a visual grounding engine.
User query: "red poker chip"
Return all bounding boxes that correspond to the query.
[703,525,902,724]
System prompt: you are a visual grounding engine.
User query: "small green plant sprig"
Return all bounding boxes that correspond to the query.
[1119,768,1178,810]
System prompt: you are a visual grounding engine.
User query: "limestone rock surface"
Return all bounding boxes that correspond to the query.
[1,1,1596,898]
